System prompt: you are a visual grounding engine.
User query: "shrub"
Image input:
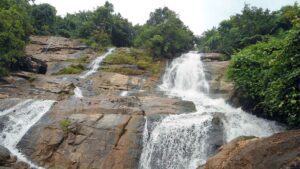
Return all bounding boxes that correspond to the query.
[60,119,71,132]
[103,48,162,76]
[228,28,300,128]
[55,64,85,75]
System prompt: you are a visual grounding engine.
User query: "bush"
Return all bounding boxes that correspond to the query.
[228,28,300,128]
[54,64,85,75]
[60,119,71,132]
[0,0,32,76]
[103,48,162,76]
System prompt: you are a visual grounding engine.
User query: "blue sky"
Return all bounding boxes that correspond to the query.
[35,0,299,35]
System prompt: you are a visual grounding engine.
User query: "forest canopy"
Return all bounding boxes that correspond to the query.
[0,0,195,76]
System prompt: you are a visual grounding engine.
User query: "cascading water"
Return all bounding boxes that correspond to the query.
[0,99,55,168]
[74,86,83,98]
[139,51,284,169]
[80,48,115,79]
[73,48,115,98]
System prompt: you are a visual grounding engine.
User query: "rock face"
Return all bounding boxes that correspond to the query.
[16,94,195,169]
[15,56,48,74]
[203,130,300,169]
[202,53,234,101]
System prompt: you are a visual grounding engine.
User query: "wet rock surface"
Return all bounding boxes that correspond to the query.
[1,37,294,169]
[203,130,300,169]
[202,53,234,101]
[0,36,197,169]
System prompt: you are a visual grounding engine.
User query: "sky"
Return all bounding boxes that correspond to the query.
[35,0,299,35]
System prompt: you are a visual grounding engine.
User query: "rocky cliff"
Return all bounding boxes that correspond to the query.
[0,37,298,169]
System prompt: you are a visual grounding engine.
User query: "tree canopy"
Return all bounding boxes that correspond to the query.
[0,0,32,76]
[134,7,195,58]
[227,3,300,127]
[197,3,300,56]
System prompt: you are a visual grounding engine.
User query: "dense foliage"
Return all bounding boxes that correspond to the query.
[0,1,195,77]
[55,2,134,49]
[197,3,300,56]
[0,0,32,76]
[134,7,195,58]
[102,48,162,76]
[31,3,57,35]
[228,15,300,127]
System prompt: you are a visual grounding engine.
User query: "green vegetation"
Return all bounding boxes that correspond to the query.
[228,28,300,127]
[0,0,32,76]
[60,119,71,132]
[224,4,300,128]
[102,48,162,76]
[0,1,193,77]
[134,7,195,58]
[197,3,300,56]
[31,3,57,35]
[54,64,85,75]
[55,2,134,50]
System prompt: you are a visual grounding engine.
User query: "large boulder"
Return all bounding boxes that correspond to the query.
[203,130,300,169]
[16,56,47,74]
[0,146,11,166]
[203,59,234,101]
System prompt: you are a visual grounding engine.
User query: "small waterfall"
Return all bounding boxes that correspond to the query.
[120,91,129,97]
[74,86,83,98]
[0,99,55,168]
[73,48,115,98]
[80,48,115,79]
[139,51,283,169]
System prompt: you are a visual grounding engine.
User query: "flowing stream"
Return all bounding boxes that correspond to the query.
[80,48,115,79]
[73,48,115,97]
[139,51,284,169]
[0,99,55,168]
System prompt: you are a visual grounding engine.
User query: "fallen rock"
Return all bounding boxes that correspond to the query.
[203,130,300,169]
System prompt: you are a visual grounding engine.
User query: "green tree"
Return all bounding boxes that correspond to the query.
[31,3,57,35]
[228,26,300,127]
[0,0,32,76]
[134,7,194,58]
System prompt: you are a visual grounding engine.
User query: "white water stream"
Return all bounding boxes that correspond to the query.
[80,48,115,79]
[0,99,55,168]
[73,48,115,98]
[139,51,283,169]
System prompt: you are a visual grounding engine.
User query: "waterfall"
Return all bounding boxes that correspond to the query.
[73,48,115,98]
[74,86,83,98]
[80,48,115,79]
[120,91,129,97]
[0,99,55,168]
[139,51,284,169]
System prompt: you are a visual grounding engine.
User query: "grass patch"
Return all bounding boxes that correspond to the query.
[103,48,162,76]
[60,119,71,133]
[66,55,89,64]
[54,64,85,75]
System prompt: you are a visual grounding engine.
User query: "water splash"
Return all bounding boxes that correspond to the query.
[139,51,283,169]
[120,91,129,97]
[74,86,83,98]
[0,99,55,169]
